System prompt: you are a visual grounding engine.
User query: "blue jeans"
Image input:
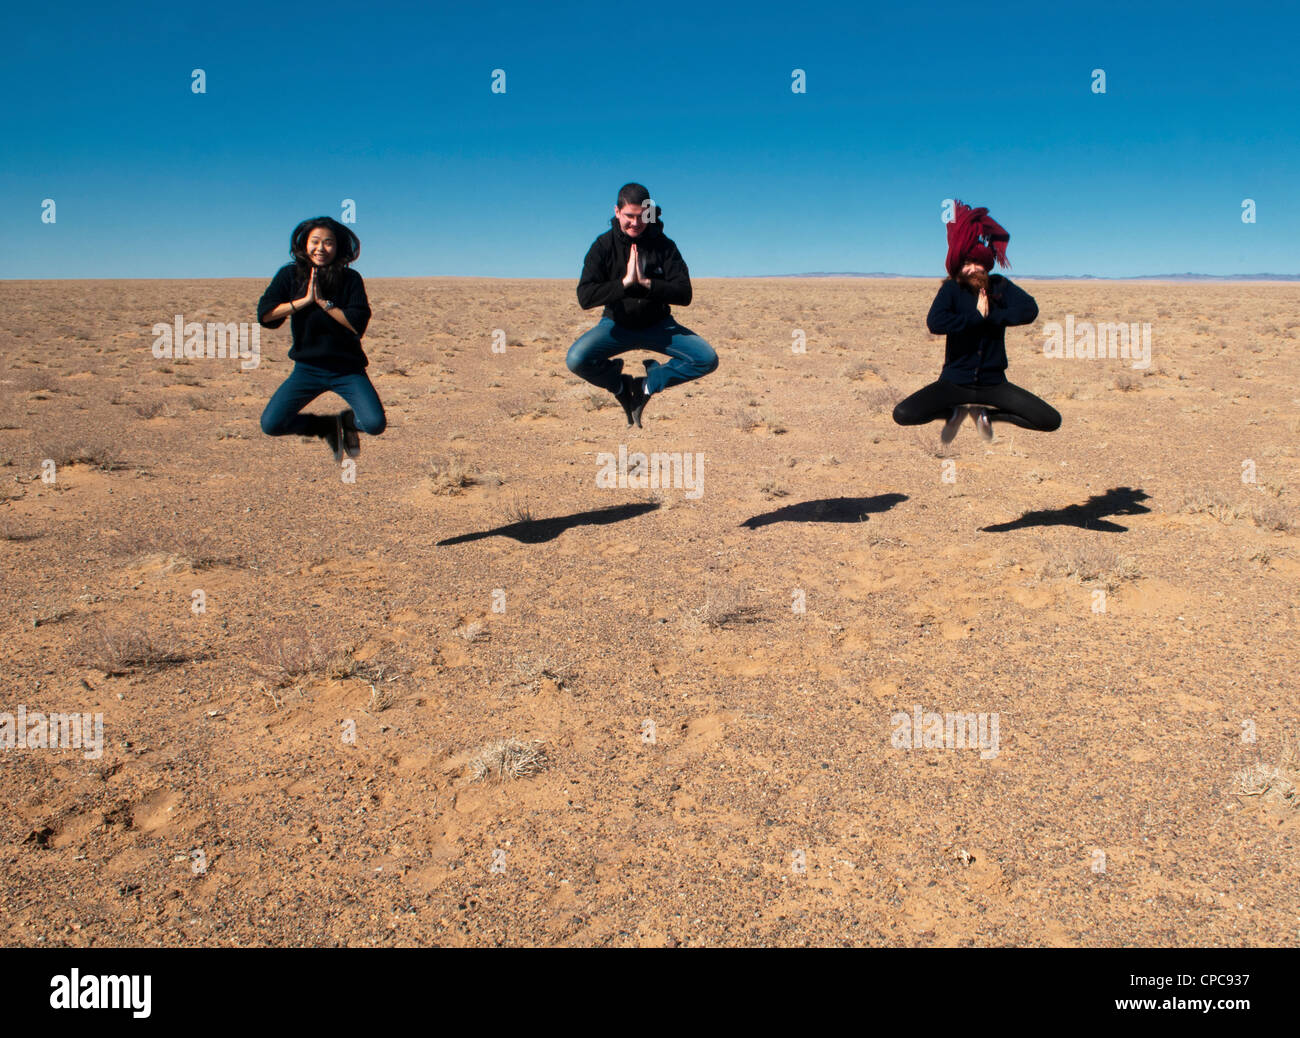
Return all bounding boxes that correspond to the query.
[566,316,718,395]
[260,362,387,437]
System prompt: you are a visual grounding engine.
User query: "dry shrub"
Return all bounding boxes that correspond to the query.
[1251,502,1295,534]
[761,410,788,434]
[699,588,763,629]
[859,386,897,413]
[429,454,475,495]
[256,631,355,685]
[134,400,170,419]
[1179,490,1243,524]
[502,496,533,523]
[469,738,548,782]
[1039,546,1140,591]
[79,623,191,675]
[1233,735,1299,807]
[39,441,128,471]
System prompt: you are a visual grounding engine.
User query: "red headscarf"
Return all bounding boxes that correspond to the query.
[946,201,1010,278]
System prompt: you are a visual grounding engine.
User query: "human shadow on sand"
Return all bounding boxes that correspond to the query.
[436,502,660,546]
[741,493,908,530]
[980,486,1151,533]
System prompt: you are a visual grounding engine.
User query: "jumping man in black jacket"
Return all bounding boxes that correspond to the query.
[567,183,717,427]
[893,201,1060,444]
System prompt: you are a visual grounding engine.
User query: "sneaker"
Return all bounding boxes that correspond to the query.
[940,406,967,444]
[613,374,638,426]
[628,376,649,429]
[969,406,994,442]
[340,409,361,458]
[324,413,344,462]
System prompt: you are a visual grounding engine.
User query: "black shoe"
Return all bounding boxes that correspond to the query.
[628,376,649,429]
[613,374,638,426]
[324,413,344,462]
[340,409,361,458]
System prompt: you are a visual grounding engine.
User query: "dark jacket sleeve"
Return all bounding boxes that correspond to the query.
[577,237,626,309]
[340,270,371,337]
[926,279,986,335]
[257,266,293,328]
[987,278,1038,327]
[646,238,692,306]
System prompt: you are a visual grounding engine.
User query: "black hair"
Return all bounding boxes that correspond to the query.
[288,216,361,297]
[616,182,661,223]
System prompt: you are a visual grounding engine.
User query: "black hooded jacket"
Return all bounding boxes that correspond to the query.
[577,217,692,329]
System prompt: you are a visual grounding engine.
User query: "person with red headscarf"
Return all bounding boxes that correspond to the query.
[893,201,1060,443]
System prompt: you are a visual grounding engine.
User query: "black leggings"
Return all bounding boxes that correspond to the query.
[892,379,1061,432]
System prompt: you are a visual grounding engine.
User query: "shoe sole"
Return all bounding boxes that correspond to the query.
[940,407,966,444]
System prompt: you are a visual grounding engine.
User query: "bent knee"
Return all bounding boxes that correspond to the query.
[700,349,719,375]
[565,344,586,374]
[358,413,386,436]
[260,412,286,436]
[1041,410,1062,432]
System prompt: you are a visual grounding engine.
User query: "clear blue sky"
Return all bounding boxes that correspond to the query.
[2,0,1296,278]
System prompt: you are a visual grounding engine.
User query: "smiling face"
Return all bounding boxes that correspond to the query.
[305,227,338,266]
[615,202,646,238]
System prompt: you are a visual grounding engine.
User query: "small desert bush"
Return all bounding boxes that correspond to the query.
[256,631,356,685]
[1233,735,1299,807]
[133,399,171,419]
[1039,547,1140,591]
[699,588,763,629]
[1251,502,1295,534]
[429,454,475,495]
[1179,490,1243,524]
[80,623,191,675]
[502,496,533,523]
[469,738,548,782]
[39,442,128,471]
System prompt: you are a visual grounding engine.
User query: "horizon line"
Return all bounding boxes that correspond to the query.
[3,272,1298,283]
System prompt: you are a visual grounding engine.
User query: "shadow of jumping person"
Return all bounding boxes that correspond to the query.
[980,486,1151,533]
[436,502,661,546]
[740,493,908,530]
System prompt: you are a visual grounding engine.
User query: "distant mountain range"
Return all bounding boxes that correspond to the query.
[763,272,1300,282]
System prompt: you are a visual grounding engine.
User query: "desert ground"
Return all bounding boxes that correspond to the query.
[0,276,1297,946]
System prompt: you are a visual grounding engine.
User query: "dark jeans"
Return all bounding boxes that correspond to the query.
[566,316,718,395]
[893,379,1061,431]
[260,362,387,437]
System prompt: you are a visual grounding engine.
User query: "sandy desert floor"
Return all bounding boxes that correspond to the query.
[0,276,1297,946]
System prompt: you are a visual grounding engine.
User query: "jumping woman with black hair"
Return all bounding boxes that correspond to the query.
[893,201,1060,444]
[256,217,386,461]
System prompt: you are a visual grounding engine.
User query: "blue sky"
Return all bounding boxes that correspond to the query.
[2,0,1296,278]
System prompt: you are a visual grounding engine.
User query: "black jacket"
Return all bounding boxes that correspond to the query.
[257,264,372,372]
[577,218,692,329]
[926,275,1038,386]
